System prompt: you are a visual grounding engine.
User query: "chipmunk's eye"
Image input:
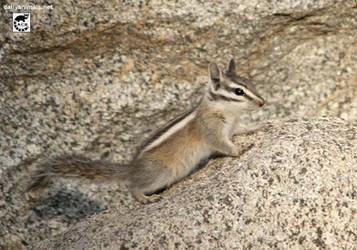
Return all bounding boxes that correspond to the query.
[234,88,245,96]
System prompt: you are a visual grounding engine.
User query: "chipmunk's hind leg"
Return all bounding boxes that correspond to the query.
[129,159,172,204]
[131,189,162,204]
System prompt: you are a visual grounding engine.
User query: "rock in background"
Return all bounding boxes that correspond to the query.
[0,0,356,249]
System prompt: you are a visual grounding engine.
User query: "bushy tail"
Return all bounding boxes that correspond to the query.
[28,155,130,191]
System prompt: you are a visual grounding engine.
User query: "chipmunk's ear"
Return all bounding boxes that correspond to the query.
[225,58,236,75]
[208,62,222,90]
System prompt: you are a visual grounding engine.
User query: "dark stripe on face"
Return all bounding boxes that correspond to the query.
[244,93,253,101]
[208,89,243,103]
[225,74,265,106]
[227,75,250,88]
[225,84,248,92]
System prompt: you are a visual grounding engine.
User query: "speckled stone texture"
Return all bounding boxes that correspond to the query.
[1,0,357,248]
[32,118,357,249]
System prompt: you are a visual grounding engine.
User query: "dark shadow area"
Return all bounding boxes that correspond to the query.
[29,188,106,224]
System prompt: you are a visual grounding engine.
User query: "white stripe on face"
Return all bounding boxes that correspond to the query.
[209,84,245,102]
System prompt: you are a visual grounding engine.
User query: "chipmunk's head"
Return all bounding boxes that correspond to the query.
[207,59,265,109]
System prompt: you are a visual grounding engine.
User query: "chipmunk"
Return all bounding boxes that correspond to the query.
[29,59,265,204]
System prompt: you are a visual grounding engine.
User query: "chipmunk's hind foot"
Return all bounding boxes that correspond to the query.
[132,189,163,204]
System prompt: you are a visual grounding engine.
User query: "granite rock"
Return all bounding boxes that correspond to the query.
[1,0,357,248]
[32,118,357,249]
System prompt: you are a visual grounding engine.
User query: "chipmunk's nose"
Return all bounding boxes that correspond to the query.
[255,96,265,107]
[259,98,265,107]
